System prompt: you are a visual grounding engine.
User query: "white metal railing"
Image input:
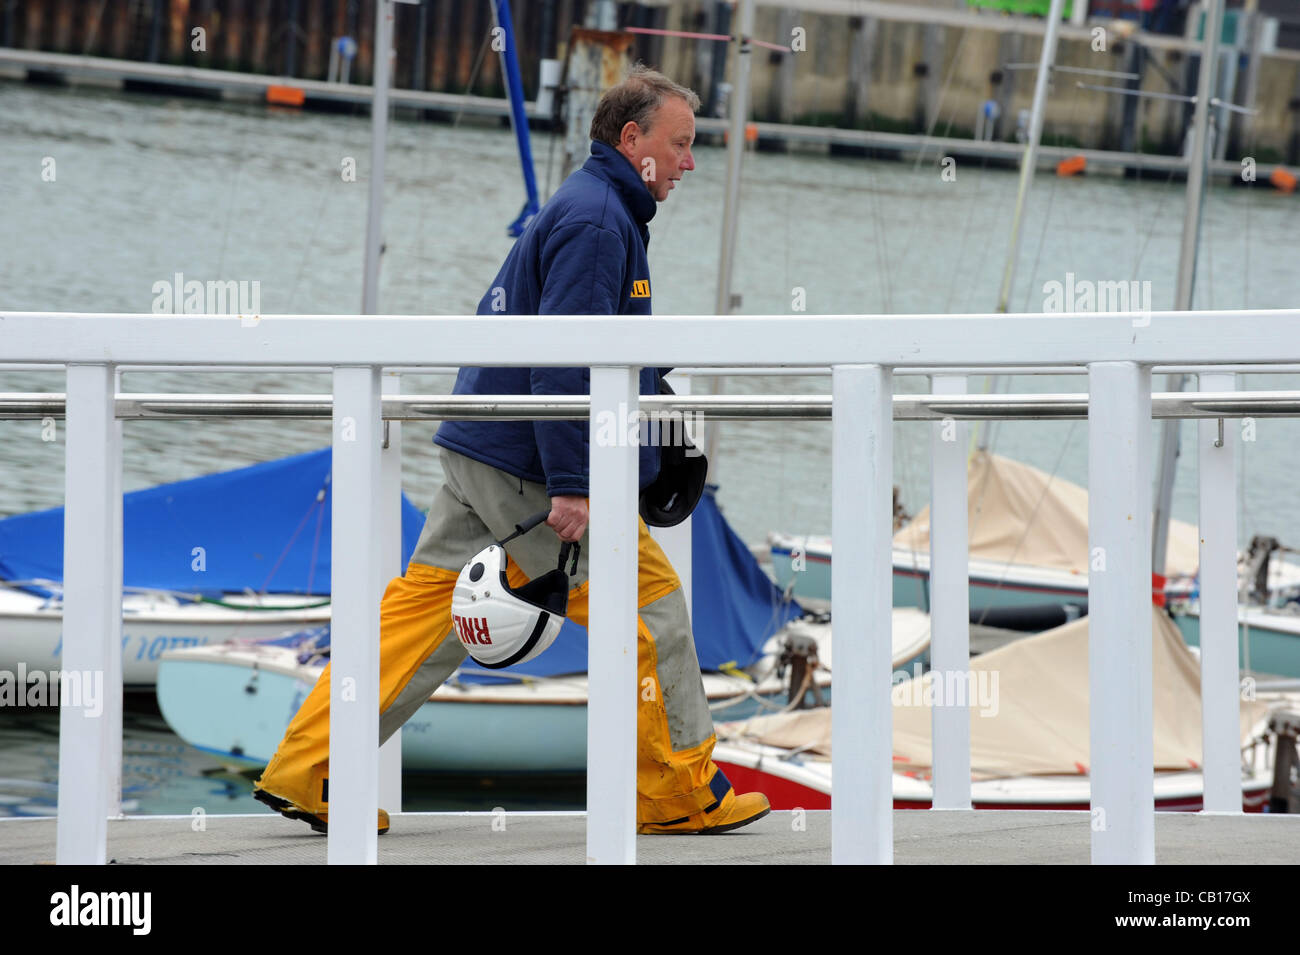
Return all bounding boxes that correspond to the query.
[12,362,1300,377]
[5,309,1299,866]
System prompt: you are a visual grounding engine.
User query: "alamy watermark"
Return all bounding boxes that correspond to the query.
[50,885,150,935]
[1042,271,1153,326]
[151,271,261,315]
[0,664,103,717]
[892,663,1000,717]
[593,402,703,455]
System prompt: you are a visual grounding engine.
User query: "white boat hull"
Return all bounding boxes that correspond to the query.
[156,611,932,773]
[158,644,824,773]
[711,738,1279,812]
[0,586,329,688]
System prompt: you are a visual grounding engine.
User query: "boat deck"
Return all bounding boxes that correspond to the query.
[4,809,1297,864]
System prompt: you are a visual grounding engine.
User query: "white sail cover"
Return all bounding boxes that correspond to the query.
[722,611,1272,779]
[892,450,1201,579]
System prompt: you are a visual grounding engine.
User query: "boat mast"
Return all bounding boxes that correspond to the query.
[705,0,756,478]
[492,0,541,236]
[714,0,755,317]
[361,0,396,314]
[1152,0,1224,578]
[977,0,1067,451]
[995,0,1066,316]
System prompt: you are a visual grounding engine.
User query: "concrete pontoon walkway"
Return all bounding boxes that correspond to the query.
[3,810,1297,864]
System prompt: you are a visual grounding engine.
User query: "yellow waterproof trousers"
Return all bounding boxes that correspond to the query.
[257,448,730,824]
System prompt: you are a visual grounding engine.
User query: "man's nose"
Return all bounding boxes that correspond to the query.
[682,149,695,172]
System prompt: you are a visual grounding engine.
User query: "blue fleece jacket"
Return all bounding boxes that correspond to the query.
[435,140,669,497]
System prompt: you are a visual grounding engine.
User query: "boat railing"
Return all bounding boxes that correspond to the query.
[4,308,1300,866]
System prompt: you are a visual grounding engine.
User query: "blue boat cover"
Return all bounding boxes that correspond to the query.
[0,448,427,598]
[0,450,801,678]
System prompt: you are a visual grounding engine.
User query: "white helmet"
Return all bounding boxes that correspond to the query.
[451,511,580,669]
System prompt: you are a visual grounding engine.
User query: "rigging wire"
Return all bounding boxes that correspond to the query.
[81,0,111,55]
[881,8,983,585]
[863,144,892,314]
[1016,78,1085,314]
[257,483,330,596]
[830,2,893,316]
[1202,186,1215,311]
[910,29,972,174]
[1123,80,1182,289]
[942,154,994,314]
[1240,101,1258,311]
[1127,165,1182,285]
[452,16,496,131]
[882,25,973,294]
[286,111,358,307]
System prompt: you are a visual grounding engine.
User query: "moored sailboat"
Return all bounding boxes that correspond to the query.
[712,609,1298,812]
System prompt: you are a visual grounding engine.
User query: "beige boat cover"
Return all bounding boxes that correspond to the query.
[892,450,1201,579]
[722,611,1272,779]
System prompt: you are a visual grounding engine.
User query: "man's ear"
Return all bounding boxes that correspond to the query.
[619,120,639,150]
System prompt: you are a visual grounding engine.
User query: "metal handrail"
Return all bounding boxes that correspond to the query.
[3,390,1300,421]
[9,363,1300,375]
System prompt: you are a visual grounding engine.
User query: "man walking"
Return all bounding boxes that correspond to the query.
[254,65,769,836]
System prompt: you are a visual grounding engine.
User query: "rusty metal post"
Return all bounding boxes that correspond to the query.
[559,27,634,181]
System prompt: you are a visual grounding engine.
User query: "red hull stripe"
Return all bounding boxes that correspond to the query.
[713,761,1269,813]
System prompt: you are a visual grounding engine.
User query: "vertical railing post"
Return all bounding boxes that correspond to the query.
[1198,371,1240,812]
[378,370,403,813]
[107,367,124,819]
[1087,361,1155,865]
[56,363,122,865]
[930,374,971,810]
[587,365,640,865]
[831,364,893,864]
[328,365,383,865]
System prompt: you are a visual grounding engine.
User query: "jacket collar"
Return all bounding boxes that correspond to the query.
[584,140,657,241]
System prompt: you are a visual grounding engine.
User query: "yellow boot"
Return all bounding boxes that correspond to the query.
[254,564,465,836]
[637,788,771,835]
[253,783,390,835]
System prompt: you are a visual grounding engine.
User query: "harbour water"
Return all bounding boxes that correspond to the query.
[2,80,1299,815]
[0,703,588,819]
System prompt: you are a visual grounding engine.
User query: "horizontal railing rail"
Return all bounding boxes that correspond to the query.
[11,363,1300,376]
[3,391,1300,420]
[5,310,1298,867]
[4,311,1300,366]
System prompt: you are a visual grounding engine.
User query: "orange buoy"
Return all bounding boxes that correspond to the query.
[723,122,760,146]
[1269,166,1297,193]
[266,84,306,107]
[1056,155,1086,177]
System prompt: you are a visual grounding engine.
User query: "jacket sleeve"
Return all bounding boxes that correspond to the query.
[531,366,591,497]
[532,222,628,497]
[537,222,626,315]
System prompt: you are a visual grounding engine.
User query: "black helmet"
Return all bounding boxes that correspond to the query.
[639,378,708,528]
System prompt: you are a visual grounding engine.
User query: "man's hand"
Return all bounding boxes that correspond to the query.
[547,495,589,543]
